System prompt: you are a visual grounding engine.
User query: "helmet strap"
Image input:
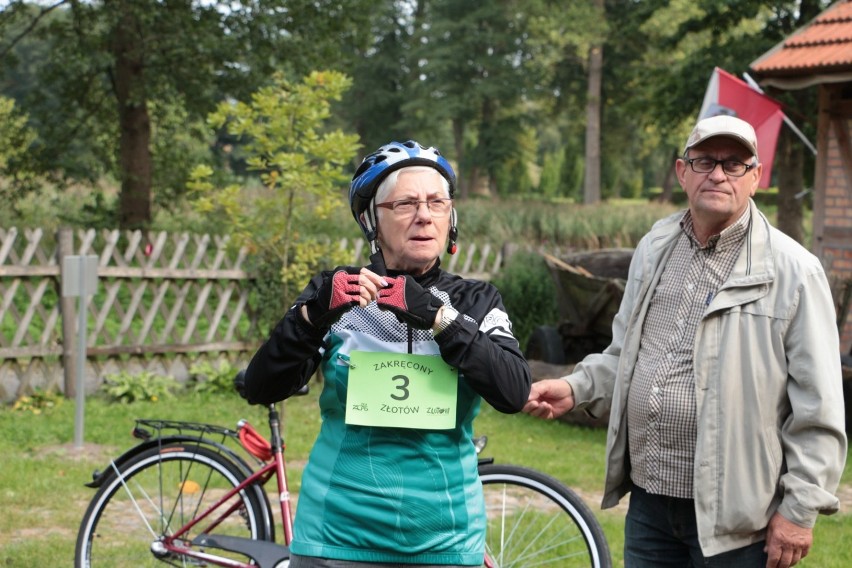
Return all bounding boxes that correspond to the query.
[363,203,380,255]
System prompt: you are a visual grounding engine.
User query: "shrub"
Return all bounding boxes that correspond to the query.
[187,360,241,396]
[100,370,176,404]
[492,250,560,351]
[11,389,64,414]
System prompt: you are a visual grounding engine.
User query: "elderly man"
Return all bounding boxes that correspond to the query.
[524,116,846,568]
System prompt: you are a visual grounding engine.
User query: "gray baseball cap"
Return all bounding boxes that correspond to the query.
[683,115,759,160]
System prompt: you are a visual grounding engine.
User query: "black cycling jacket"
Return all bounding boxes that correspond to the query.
[244,260,531,413]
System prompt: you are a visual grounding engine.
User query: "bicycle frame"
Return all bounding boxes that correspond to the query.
[107,405,294,568]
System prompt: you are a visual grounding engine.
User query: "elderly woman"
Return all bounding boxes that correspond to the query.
[244,140,531,567]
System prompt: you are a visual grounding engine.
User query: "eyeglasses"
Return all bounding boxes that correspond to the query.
[375,198,453,217]
[685,157,756,177]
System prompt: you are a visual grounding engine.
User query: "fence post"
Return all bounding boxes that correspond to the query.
[58,228,77,399]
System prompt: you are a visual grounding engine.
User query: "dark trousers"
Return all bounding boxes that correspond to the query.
[625,485,768,567]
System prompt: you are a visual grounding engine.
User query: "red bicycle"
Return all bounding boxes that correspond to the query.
[75,375,611,567]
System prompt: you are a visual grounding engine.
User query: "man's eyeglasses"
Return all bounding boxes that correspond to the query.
[375,198,453,217]
[685,157,756,177]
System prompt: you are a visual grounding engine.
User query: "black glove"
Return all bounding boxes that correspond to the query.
[302,267,362,329]
[377,275,444,329]
[233,370,248,400]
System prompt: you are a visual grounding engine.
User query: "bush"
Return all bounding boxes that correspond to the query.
[11,389,63,414]
[100,370,176,404]
[492,251,560,350]
[187,360,241,396]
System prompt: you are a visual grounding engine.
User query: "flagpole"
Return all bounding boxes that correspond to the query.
[742,73,817,156]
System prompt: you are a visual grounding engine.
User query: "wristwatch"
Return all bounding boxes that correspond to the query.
[434,306,459,335]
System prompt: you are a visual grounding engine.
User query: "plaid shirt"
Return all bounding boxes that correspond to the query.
[627,207,750,498]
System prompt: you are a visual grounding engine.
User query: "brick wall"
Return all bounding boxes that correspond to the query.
[816,84,852,355]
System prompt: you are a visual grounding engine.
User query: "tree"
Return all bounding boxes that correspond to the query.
[188,71,361,313]
[616,0,829,239]
[0,0,374,229]
[582,0,605,204]
[406,0,555,198]
[0,96,36,188]
[338,1,422,155]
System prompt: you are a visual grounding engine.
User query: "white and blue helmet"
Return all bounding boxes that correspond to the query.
[350,140,458,254]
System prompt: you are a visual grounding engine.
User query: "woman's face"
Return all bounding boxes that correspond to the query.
[375,168,450,275]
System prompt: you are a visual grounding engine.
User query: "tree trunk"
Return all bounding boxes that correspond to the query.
[775,125,804,244]
[659,151,678,202]
[452,117,467,199]
[473,99,496,198]
[583,16,603,205]
[112,3,152,231]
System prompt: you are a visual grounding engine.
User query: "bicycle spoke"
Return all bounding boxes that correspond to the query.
[77,445,269,567]
[480,464,612,568]
[109,460,162,540]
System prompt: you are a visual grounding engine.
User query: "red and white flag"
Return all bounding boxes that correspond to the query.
[699,67,785,188]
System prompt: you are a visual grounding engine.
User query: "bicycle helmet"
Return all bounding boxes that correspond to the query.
[350,140,458,255]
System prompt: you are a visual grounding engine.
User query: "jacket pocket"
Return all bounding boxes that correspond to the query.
[714,424,782,535]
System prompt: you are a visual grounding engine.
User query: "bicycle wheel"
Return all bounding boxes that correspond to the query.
[75,443,270,567]
[478,463,611,568]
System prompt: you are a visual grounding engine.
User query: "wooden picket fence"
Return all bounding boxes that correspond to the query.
[0,227,505,403]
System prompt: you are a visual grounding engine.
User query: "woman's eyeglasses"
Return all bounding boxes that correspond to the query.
[375,198,453,217]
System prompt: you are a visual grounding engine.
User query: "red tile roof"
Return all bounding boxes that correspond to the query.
[751,1,852,78]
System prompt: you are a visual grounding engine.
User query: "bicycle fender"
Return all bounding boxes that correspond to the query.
[84,435,257,488]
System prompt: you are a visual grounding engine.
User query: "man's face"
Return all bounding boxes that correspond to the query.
[376,169,450,275]
[675,136,762,236]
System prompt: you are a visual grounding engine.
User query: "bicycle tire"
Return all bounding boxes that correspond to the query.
[478,463,612,568]
[75,443,271,567]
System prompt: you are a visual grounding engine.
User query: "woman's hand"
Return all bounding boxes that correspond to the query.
[301,266,389,328]
[356,267,389,307]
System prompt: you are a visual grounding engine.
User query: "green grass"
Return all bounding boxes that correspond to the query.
[0,385,848,566]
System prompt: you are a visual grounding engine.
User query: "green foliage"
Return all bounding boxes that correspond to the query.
[282,239,353,295]
[100,370,176,404]
[1,0,825,234]
[492,251,560,349]
[248,238,357,335]
[10,388,63,415]
[456,198,679,248]
[0,96,35,170]
[189,70,361,305]
[0,95,38,198]
[187,360,241,396]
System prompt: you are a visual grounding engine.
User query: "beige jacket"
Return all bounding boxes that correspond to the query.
[567,200,847,556]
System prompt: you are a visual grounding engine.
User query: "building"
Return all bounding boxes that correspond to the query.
[750,0,852,355]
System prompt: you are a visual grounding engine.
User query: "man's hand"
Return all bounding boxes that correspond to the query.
[376,275,443,329]
[765,512,812,568]
[522,379,575,419]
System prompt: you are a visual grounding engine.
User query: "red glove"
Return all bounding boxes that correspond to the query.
[377,275,444,329]
[303,267,362,329]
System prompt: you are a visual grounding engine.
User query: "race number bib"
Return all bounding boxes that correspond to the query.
[345,351,458,430]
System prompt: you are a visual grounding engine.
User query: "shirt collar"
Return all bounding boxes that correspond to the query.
[679,207,751,251]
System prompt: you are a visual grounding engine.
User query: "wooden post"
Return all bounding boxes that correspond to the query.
[58,228,77,399]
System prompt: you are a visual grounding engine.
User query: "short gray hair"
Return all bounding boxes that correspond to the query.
[373,166,451,206]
